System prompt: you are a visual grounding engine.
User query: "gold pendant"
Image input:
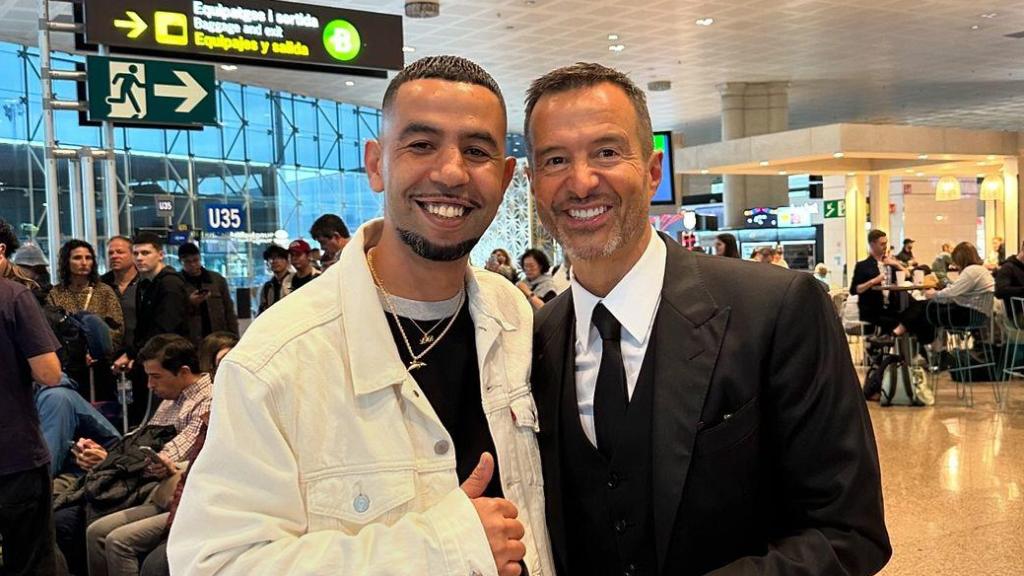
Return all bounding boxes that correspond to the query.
[409,360,427,371]
[419,334,435,345]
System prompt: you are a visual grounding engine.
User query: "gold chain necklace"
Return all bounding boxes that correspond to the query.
[366,249,464,372]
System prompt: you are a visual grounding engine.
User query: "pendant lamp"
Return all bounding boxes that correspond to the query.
[935,175,962,201]
[979,173,1004,201]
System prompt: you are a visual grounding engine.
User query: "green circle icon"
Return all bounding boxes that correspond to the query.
[323,20,361,61]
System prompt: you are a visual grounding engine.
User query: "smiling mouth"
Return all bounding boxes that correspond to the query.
[416,200,475,220]
[567,206,610,220]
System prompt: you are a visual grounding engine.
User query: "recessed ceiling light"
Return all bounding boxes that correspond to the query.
[987,155,997,160]
[980,12,998,19]
[833,152,845,158]
[847,172,856,176]
[220,65,238,71]
[759,161,769,166]
[778,170,788,176]
[695,18,715,26]
[607,33,619,41]
[970,24,980,30]
[402,46,416,52]
[915,172,925,177]
[918,154,928,159]
[608,44,625,52]
[700,169,709,174]
[345,81,355,87]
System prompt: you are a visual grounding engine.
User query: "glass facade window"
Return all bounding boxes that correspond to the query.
[0,41,382,311]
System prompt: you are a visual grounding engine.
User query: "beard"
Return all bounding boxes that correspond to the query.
[397,227,481,262]
[539,194,650,262]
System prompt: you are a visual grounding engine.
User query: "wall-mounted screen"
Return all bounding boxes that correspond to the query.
[652,131,676,206]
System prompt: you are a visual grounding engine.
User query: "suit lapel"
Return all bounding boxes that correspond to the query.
[652,235,730,575]
[533,292,574,571]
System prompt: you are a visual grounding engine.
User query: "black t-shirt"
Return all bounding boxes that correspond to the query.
[291,271,317,291]
[0,278,60,475]
[185,270,212,337]
[383,301,503,498]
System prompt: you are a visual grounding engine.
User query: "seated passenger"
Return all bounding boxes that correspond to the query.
[994,241,1024,324]
[895,242,994,338]
[850,229,907,333]
[36,373,121,478]
[57,334,212,575]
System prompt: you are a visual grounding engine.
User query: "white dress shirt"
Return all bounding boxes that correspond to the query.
[571,229,667,447]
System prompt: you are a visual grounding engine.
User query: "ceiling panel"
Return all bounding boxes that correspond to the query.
[3,0,1023,145]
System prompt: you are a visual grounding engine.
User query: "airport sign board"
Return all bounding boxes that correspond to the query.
[78,0,404,76]
[823,199,846,219]
[86,56,217,126]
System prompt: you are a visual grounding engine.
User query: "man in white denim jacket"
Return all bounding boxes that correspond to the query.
[168,56,553,576]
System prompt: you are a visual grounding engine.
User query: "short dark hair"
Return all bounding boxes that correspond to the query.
[58,239,99,287]
[0,218,20,257]
[177,242,200,259]
[867,229,887,245]
[520,248,552,275]
[138,334,199,375]
[903,238,914,246]
[263,245,288,261]
[524,62,653,158]
[381,55,505,118]
[132,232,163,251]
[309,214,350,240]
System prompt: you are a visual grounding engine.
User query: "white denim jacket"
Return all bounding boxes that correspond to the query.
[168,220,554,576]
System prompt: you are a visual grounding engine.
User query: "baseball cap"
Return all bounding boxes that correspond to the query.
[288,239,312,255]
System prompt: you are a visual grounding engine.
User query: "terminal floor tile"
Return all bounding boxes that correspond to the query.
[865,372,1024,575]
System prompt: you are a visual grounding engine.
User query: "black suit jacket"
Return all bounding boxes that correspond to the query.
[532,234,891,575]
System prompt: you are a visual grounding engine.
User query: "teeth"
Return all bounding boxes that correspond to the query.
[568,207,608,219]
[425,203,466,218]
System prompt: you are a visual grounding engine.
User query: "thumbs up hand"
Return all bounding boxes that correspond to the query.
[460,453,526,576]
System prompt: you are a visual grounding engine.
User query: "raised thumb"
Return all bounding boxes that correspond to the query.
[460,452,494,499]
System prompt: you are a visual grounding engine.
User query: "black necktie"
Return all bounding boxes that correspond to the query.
[592,303,627,458]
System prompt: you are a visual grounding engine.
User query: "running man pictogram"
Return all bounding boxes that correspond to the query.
[106,64,146,118]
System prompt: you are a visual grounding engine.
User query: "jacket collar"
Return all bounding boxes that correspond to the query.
[341,219,518,397]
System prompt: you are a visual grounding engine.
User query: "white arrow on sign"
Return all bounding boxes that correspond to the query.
[153,71,208,114]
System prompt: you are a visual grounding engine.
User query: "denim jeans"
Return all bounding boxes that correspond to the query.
[36,378,121,477]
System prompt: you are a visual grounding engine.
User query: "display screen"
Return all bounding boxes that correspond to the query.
[652,131,675,205]
[79,0,404,75]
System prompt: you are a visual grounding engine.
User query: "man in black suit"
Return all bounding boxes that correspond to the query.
[524,62,891,576]
[850,229,907,333]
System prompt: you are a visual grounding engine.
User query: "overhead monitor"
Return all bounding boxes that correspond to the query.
[77,0,404,77]
[652,131,676,206]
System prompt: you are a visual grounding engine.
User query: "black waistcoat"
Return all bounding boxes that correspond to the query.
[560,336,657,576]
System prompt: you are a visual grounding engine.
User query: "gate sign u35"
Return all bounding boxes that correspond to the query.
[78,0,404,76]
[86,55,217,126]
[205,203,245,232]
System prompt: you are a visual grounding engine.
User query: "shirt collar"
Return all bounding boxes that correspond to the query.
[177,373,212,404]
[571,228,667,353]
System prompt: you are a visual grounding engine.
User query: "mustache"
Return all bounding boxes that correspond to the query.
[408,189,482,209]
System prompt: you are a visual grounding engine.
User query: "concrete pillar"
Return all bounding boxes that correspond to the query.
[869,175,890,233]
[845,174,868,274]
[719,82,790,228]
[1005,157,1019,254]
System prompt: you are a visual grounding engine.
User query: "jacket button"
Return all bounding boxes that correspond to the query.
[434,440,450,455]
[623,563,637,576]
[607,473,619,489]
[353,493,370,513]
[615,520,627,534]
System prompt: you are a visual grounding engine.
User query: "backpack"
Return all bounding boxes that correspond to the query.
[43,304,90,375]
[879,354,928,407]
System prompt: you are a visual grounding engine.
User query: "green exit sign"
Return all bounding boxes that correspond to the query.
[86,55,217,127]
[824,199,846,219]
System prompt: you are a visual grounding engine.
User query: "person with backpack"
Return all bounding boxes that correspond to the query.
[48,239,124,399]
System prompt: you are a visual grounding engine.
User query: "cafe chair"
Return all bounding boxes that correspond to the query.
[926,292,996,407]
[996,296,1024,409]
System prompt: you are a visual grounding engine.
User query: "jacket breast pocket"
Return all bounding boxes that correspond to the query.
[306,469,416,533]
[694,396,760,456]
